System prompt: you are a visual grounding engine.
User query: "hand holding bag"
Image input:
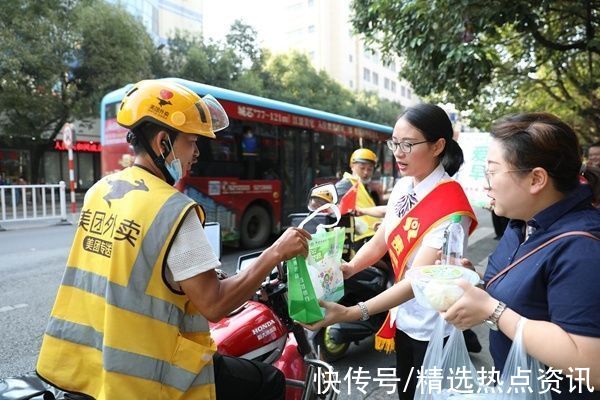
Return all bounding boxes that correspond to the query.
[287,203,345,324]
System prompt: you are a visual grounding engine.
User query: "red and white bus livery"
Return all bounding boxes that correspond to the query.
[101,78,394,248]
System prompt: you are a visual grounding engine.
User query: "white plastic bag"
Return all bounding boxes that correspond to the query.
[414,318,481,400]
[494,317,551,400]
[415,317,552,400]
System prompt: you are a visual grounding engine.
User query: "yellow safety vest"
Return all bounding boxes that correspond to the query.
[342,172,380,241]
[37,166,216,400]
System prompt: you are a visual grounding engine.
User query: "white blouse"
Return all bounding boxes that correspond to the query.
[384,164,472,341]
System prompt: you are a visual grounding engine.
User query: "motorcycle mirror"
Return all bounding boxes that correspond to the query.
[236,251,280,285]
[307,183,338,212]
[236,250,263,274]
[204,222,222,260]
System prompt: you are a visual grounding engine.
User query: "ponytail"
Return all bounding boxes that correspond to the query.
[400,104,463,176]
[442,138,464,176]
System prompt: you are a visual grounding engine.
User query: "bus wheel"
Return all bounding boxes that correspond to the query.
[240,205,271,249]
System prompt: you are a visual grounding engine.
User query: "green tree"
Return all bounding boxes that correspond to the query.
[259,52,353,113]
[354,91,403,126]
[159,30,242,88]
[157,23,400,126]
[157,21,264,89]
[0,0,157,181]
[261,51,401,125]
[351,0,600,142]
[226,20,263,68]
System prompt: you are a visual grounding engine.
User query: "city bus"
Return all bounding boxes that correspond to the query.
[100,78,395,248]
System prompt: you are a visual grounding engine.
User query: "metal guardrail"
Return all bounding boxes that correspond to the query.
[0,181,68,229]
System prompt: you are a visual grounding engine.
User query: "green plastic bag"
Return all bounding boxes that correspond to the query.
[288,207,345,324]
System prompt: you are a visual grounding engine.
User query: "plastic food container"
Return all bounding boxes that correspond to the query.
[406,265,480,311]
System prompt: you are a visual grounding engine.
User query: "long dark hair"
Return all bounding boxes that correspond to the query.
[401,103,464,176]
[491,112,600,203]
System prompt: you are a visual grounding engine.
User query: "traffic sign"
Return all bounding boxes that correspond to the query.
[62,123,74,149]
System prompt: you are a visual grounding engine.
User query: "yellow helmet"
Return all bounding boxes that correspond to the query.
[349,148,377,167]
[311,189,334,204]
[117,79,229,138]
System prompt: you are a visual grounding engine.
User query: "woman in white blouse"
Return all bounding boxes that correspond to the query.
[305,103,477,400]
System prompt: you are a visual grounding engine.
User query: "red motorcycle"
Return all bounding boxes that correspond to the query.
[0,222,337,400]
[210,254,338,400]
[0,260,337,400]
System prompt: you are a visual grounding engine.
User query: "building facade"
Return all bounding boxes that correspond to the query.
[259,0,419,108]
[107,0,204,43]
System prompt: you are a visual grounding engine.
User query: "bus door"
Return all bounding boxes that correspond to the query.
[281,128,313,223]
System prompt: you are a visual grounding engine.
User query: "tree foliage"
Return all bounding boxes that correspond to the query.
[1,6,401,177]
[0,0,158,181]
[259,51,401,125]
[157,22,402,126]
[159,31,241,88]
[0,0,155,143]
[351,0,600,142]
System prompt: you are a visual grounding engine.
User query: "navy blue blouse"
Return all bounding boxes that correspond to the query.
[485,184,600,399]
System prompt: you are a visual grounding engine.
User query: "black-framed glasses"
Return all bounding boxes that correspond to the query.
[483,168,532,188]
[386,139,432,154]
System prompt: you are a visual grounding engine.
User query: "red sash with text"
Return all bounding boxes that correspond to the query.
[374,180,477,353]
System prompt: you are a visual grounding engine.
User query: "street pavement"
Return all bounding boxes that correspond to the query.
[0,206,500,399]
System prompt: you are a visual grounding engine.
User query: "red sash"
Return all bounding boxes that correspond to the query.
[374,180,477,353]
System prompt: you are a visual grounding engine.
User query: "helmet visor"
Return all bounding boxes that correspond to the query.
[202,94,229,132]
[353,158,376,165]
[170,94,229,137]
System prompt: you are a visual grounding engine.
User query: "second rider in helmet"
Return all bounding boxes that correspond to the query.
[335,148,382,253]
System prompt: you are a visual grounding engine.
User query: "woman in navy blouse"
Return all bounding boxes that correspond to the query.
[444,112,600,399]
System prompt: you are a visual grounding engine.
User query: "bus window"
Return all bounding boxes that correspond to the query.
[257,129,280,180]
[192,131,243,178]
[335,135,358,179]
[281,127,312,219]
[209,131,238,162]
[314,132,335,178]
[369,140,384,179]
[238,123,281,180]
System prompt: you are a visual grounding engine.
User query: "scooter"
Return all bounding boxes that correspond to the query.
[211,254,338,400]
[291,183,394,362]
[0,224,337,400]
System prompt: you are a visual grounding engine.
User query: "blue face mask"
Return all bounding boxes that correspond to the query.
[165,158,183,184]
[162,137,183,184]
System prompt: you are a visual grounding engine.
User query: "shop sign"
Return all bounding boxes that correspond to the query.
[54,140,102,153]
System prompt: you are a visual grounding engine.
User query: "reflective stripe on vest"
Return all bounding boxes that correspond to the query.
[38,167,215,398]
[60,266,209,332]
[45,317,213,390]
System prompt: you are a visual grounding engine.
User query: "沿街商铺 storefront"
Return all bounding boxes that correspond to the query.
[1,119,102,190]
[0,148,30,185]
[42,139,101,190]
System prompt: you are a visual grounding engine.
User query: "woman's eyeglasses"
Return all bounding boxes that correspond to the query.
[482,167,532,188]
[386,139,432,154]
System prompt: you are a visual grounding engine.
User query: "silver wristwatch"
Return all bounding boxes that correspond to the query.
[357,301,369,321]
[484,301,507,331]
